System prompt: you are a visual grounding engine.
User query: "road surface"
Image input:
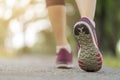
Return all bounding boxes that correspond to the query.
[0,55,120,80]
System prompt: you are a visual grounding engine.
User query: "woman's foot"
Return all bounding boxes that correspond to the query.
[73,17,103,72]
[56,45,73,69]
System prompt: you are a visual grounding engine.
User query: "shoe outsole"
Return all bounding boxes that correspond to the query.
[56,64,73,69]
[73,21,102,72]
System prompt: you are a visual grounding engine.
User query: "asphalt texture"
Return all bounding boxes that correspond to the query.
[0,55,120,80]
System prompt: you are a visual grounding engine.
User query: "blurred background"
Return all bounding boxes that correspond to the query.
[0,0,120,68]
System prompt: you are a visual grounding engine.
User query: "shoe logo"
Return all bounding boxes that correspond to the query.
[78,27,84,33]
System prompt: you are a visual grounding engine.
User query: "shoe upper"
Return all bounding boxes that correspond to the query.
[56,48,73,64]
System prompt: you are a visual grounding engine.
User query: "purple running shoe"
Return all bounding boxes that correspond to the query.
[73,17,103,72]
[56,48,73,69]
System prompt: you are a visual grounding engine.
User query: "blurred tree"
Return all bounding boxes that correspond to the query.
[0,19,8,48]
[65,0,80,54]
[96,0,120,56]
[32,29,56,55]
[0,0,30,48]
[0,0,120,57]
[0,0,48,55]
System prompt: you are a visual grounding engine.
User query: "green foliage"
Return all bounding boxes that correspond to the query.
[96,0,120,56]
[104,55,120,68]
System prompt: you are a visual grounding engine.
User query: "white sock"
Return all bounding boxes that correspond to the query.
[56,44,71,53]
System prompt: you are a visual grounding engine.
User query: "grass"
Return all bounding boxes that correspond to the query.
[103,55,120,68]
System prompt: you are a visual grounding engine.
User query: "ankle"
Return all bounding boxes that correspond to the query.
[56,41,69,46]
[56,44,71,53]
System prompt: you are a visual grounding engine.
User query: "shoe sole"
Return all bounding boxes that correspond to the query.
[73,21,102,72]
[56,64,73,69]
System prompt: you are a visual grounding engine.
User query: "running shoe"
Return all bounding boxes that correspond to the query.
[73,17,103,72]
[56,48,73,69]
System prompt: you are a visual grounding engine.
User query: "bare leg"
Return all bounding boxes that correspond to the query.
[75,0,96,20]
[46,1,68,46]
[46,0,73,68]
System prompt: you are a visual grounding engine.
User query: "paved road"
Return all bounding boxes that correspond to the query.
[0,55,120,80]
